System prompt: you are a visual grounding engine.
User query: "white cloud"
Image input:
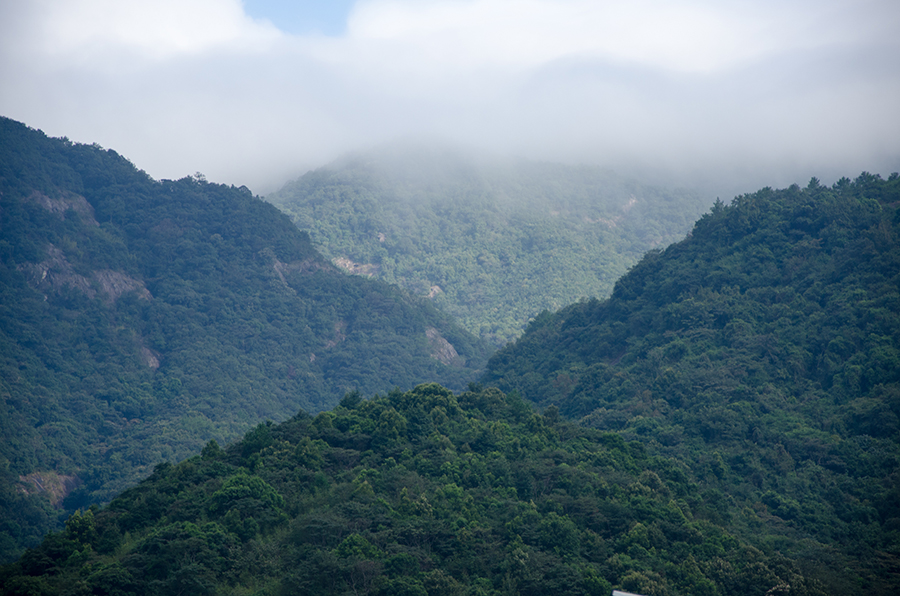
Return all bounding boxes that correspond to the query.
[347,0,772,74]
[4,0,281,64]
[0,0,898,194]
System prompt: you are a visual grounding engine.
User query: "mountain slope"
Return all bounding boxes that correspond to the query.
[0,384,826,596]
[268,145,708,345]
[0,117,490,560]
[482,173,900,592]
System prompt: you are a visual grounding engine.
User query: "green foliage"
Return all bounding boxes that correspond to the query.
[268,145,708,345]
[483,173,900,593]
[0,117,490,560]
[0,385,818,596]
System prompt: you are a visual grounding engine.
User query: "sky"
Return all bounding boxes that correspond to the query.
[1,0,898,196]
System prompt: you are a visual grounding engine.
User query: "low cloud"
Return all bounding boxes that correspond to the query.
[1,0,898,195]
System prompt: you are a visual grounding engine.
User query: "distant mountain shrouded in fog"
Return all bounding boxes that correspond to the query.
[268,144,710,345]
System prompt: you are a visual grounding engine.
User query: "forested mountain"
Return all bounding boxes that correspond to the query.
[0,383,827,596]
[4,112,898,594]
[0,117,489,561]
[484,173,900,592]
[267,145,708,345]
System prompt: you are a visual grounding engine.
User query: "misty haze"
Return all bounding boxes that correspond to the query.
[1,0,898,194]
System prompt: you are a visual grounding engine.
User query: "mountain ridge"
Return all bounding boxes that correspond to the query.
[3,113,899,593]
[0,117,490,560]
[482,172,900,592]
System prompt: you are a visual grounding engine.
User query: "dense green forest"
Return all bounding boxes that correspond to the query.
[484,173,900,592]
[0,383,827,596]
[4,111,899,594]
[0,118,490,561]
[268,145,709,345]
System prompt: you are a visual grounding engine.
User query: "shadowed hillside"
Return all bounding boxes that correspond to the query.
[483,173,900,593]
[0,118,490,561]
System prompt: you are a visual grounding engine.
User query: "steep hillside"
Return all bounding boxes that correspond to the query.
[0,118,489,560]
[483,173,900,592]
[268,145,708,345]
[0,384,825,596]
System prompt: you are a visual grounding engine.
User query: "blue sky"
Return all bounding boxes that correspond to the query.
[0,0,898,195]
[242,0,356,36]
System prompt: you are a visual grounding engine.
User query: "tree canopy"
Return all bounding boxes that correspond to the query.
[483,172,900,593]
[0,117,490,561]
[0,384,825,596]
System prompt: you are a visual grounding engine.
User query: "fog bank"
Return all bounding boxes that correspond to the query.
[1,0,897,195]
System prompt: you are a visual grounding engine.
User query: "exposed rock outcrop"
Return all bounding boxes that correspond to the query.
[333,257,380,277]
[93,270,152,303]
[17,245,95,297]
[426,327,464,367]
[18,245,151,303]
[27,190,99,226]
[17,471,81,507]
